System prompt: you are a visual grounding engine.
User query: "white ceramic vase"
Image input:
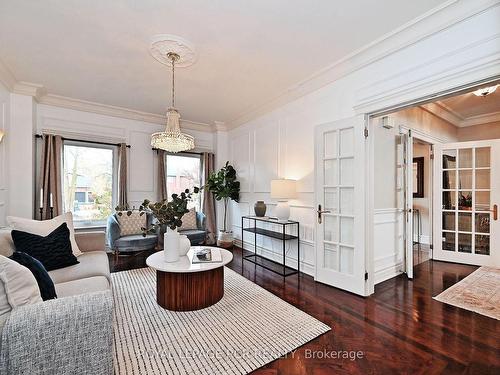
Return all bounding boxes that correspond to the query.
[163,227,180,263]
[178,234,191,256]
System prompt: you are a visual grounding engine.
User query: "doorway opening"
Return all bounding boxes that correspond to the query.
[372,80,500,285]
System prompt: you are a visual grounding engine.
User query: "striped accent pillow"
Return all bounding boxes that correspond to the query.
[179,208,197,230]
[116,211,146,236]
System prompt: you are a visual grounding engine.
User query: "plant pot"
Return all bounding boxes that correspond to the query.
[178,234,191,256]
[217,230,234,248]
[164,227,180,262]
[254,201,267,217]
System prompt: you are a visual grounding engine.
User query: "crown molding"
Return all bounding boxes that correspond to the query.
[226,0,498,129]
[13,81,46,101]
[459,111,500,127]
[38,93,214,132]
[213,121,227,132]
[420,102,463,126]
[420,101,500,128]
[0,59,16,92]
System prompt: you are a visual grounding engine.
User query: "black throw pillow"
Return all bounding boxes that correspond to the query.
[9,251,57,300]
[11,223,79,271]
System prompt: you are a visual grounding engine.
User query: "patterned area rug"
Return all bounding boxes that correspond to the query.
[112,267,330,374]
[434,266,500,320]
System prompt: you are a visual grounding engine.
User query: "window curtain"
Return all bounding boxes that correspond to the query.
[39,134,63,219]
[158,150,168,201]
[118,143,128,207]
[202,152,217,244]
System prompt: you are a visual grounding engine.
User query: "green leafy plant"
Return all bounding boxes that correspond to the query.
[205,161,240,232]
[139,187,199,235]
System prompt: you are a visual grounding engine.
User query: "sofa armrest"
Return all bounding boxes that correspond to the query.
[0,291,113,375]
[75,231,106,252]
[106,215,121,250]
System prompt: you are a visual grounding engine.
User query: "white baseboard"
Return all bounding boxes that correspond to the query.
[414,234,430,245]
[374,262,404,284]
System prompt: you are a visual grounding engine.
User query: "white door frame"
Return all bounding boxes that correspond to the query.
[363,78,499,294]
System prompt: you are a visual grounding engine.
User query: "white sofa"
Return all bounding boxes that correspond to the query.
[0,228,113,375]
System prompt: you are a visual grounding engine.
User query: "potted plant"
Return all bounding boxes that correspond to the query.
[140,187,199,262]
[205,161,240,248]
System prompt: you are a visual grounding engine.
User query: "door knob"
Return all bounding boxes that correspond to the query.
[317,204,331,224]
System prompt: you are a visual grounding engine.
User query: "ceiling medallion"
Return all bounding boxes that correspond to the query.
[150,34,197,68]
[150,37,195,153]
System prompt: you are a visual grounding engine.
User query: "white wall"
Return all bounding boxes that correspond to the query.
[9,94,37,219]
[35,104,215,211]
[226,2,500,278]
[457,121,500,141]
[0,81,10,226]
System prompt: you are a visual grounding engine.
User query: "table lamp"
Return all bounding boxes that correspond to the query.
[271,179,296,222]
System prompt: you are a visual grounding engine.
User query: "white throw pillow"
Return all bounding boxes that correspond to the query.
[0,255,42,326]
[7,212,83,257]
[179,208,198,231]
[0,228,15,257]
[116,211,146,236]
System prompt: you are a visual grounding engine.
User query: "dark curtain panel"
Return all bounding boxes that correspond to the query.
[158,150,168,201]
[118,143,128,207]
[39,134,63,219]
[202,152,217,244]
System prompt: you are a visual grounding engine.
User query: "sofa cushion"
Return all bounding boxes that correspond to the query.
[55,276,110,298]
[114,234,157,251]
[179,229,206,244]
[7,212,83,257]
[9,252,57,301]
[116,211,146,236]
[179,208,197,230]
[48,251,110,285]
[0,228,15,257]
[0,255,42,330]
[11,223,79,271]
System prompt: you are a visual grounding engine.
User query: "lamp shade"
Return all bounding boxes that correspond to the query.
[271,179,296,200]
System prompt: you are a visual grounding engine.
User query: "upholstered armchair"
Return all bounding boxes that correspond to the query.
[106,212,157,255]
[179,211,207,245]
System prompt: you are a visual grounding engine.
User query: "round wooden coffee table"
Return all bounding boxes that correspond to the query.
[146,246,233,311]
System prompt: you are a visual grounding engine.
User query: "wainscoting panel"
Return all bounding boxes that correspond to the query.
[234,201,316,276]
[374,208,404,284]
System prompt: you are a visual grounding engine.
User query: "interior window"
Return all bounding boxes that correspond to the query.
[165,154,201,212]
[62,142,116,227]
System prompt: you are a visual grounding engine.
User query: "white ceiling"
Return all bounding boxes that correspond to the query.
[0,0,448,126]
[421,85,500,127]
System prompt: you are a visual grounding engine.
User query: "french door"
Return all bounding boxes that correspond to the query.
[314,116,369,296]
[398,129,413,278]
[433,140,500,266]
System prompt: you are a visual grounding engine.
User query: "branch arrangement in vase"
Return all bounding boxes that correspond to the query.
[139,187,200,235]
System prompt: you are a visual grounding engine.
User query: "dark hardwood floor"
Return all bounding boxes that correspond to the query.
[108,248,500,374]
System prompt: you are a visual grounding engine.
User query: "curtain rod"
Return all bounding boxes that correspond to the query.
[35,134,131,148]
[151,148,203,156]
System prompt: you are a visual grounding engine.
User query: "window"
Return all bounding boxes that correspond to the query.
[165,153,202,211]
[62,142,117,227]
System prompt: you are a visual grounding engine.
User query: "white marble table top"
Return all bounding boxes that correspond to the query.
[146,246,233,273]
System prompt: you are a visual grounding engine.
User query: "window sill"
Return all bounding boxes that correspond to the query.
[75,225,107,232]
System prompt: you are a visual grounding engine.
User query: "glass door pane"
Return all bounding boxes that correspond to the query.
[439,146,491,256]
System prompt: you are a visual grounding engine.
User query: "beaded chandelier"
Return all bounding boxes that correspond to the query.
[151,52,194,153]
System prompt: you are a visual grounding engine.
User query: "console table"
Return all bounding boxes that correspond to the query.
[241,216,300,276]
